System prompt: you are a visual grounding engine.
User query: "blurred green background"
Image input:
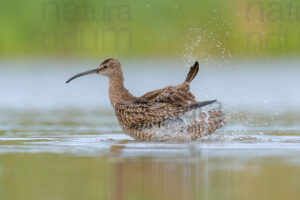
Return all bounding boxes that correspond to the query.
[1,0,300,59]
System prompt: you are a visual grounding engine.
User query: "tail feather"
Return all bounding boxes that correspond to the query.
[188,100,217,110]
[185,61,199,83]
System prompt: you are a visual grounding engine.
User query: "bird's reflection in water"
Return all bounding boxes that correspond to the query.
[109,153,300,200]
[110,157,197,200]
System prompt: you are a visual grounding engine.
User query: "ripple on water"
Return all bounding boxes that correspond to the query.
[1,109,300,165]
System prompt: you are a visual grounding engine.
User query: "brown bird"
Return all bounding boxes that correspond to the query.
[66,58,225,141]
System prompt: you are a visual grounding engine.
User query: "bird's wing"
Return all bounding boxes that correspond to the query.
[140,83,196,106]
[114,100,216,128]
[114,101,180,128]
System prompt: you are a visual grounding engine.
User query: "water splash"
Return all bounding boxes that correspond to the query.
[143,102,225,142]
[181,13,233,67]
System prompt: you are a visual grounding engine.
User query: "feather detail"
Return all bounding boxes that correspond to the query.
[185,61,199,83]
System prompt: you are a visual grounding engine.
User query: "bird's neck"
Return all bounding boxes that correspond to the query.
[109,73,134,107]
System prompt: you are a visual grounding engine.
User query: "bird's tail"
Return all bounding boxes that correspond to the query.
[188,100,217,110]
[185,61,199,83]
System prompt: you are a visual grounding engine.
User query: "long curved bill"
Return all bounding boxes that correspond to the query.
[66,68,99,84]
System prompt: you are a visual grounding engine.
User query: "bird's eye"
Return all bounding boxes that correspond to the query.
[103,65,108,69]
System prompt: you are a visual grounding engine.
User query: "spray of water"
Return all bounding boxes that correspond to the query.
[143,101,224,142]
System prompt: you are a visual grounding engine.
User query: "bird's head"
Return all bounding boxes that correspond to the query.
[66,58,122,84]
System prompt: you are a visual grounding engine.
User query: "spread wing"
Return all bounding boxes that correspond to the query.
[140,83,196,106]
[114,100,216,128]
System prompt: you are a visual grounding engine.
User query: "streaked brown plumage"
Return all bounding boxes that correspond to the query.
[66,58,226,141]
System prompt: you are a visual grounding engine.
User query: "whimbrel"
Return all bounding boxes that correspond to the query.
[66,58,225,141]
